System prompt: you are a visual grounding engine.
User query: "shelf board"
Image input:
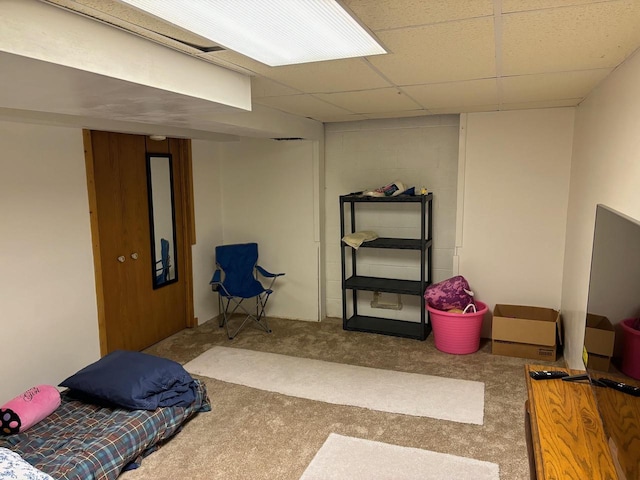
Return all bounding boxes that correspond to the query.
[344,276,426,295]
[344,315,430,340]
[340,193,432,342]
[349,237,432,250]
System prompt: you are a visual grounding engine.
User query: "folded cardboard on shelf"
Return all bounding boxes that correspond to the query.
[492,304,562,361]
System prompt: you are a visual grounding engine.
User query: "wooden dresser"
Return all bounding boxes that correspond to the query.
[524,364,618,480]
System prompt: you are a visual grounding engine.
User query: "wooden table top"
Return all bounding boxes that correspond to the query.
[525,364,618,480]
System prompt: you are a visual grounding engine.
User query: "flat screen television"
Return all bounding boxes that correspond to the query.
[581,204,640,479]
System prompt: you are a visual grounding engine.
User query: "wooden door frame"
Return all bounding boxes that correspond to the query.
[83,130,197,356]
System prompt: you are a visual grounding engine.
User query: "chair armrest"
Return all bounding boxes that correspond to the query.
[256,265,285,278]
[210,269,222,284]
[210,269,222,291]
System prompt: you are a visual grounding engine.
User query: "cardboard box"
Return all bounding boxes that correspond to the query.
[586,352,611,372]
[584,314,615,357]
[583,314,614,372]
[492,340,557,361]
[492,304,562,361]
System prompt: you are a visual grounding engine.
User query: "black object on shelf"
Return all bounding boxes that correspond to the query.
[530,370,570,380]
[597,377,640,397]
[339,193,433,340]
[561,373,591,383]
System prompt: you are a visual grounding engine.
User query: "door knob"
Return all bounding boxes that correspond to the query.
[117,256,126,263]
[131,252,139,260]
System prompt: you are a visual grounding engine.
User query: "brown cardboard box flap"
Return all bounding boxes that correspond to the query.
[584,313,615,357]
[493,304,561,347]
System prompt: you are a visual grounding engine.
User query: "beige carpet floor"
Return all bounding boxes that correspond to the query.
[120,316,563,480]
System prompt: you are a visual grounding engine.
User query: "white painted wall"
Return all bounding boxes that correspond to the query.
[458,109,575,337]
[561,50,640,369]
[0,121,99,402]
[217,138,322,321]
[191,140,224,324]
[324,116,460,322]
[0,123,320,401]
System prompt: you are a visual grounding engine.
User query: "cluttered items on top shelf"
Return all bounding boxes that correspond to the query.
[348,180,429,197]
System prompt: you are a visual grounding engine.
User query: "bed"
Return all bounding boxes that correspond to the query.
[0,352,211,480]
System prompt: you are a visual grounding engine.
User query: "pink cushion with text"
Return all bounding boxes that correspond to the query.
[1,385,61,434]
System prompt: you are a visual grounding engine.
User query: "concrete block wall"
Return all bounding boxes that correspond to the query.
[324,116,460,321]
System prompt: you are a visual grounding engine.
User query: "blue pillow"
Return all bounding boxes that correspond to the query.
[59,350,196,410]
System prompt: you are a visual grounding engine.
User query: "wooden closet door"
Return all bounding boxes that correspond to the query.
[145,136,188,345]
[88,131,188,353]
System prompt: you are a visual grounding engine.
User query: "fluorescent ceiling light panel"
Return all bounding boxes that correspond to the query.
[117,0,386,66]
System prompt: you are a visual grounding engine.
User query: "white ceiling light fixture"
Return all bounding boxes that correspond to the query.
[116,0,386,66]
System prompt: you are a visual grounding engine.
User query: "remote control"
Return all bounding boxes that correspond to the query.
[597,378,640,397]
[529,370,570,380]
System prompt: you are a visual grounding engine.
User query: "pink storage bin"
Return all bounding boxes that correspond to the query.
[621,318,640,380]
[427,301,488,354]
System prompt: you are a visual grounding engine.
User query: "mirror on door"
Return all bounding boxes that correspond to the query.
[146,153,178,288]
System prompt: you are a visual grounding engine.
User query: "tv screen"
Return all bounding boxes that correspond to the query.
[584,204,640,479]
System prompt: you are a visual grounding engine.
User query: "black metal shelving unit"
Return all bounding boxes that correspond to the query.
[339,193,433,340]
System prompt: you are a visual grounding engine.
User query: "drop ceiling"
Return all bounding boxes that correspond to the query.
[18,0,640,126]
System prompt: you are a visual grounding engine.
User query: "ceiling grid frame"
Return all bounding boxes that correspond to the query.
[5,0,640,128]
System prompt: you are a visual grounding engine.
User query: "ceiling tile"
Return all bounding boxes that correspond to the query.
[261,59,391,93]
[502,0,605,13]
[500,99,581,110]
[501,69,611,103]
[254,94,352,118]
[403,79,498,109]
[344,0,493,30]
[502,1,640,75]
[367,17,496,85]
[251,77,300,98]
[428,104,499,114]
[315,88,421,114]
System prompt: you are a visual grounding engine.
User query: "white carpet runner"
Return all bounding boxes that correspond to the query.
[184,346,484,425]
[300,433,500,480]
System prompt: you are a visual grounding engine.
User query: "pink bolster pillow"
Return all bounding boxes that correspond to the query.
[1,385,61,434]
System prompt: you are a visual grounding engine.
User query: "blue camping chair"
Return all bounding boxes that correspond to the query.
[155,238,171,283]
[210,243,285,339]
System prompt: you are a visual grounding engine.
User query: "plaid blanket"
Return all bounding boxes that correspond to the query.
[1,379,210,480]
